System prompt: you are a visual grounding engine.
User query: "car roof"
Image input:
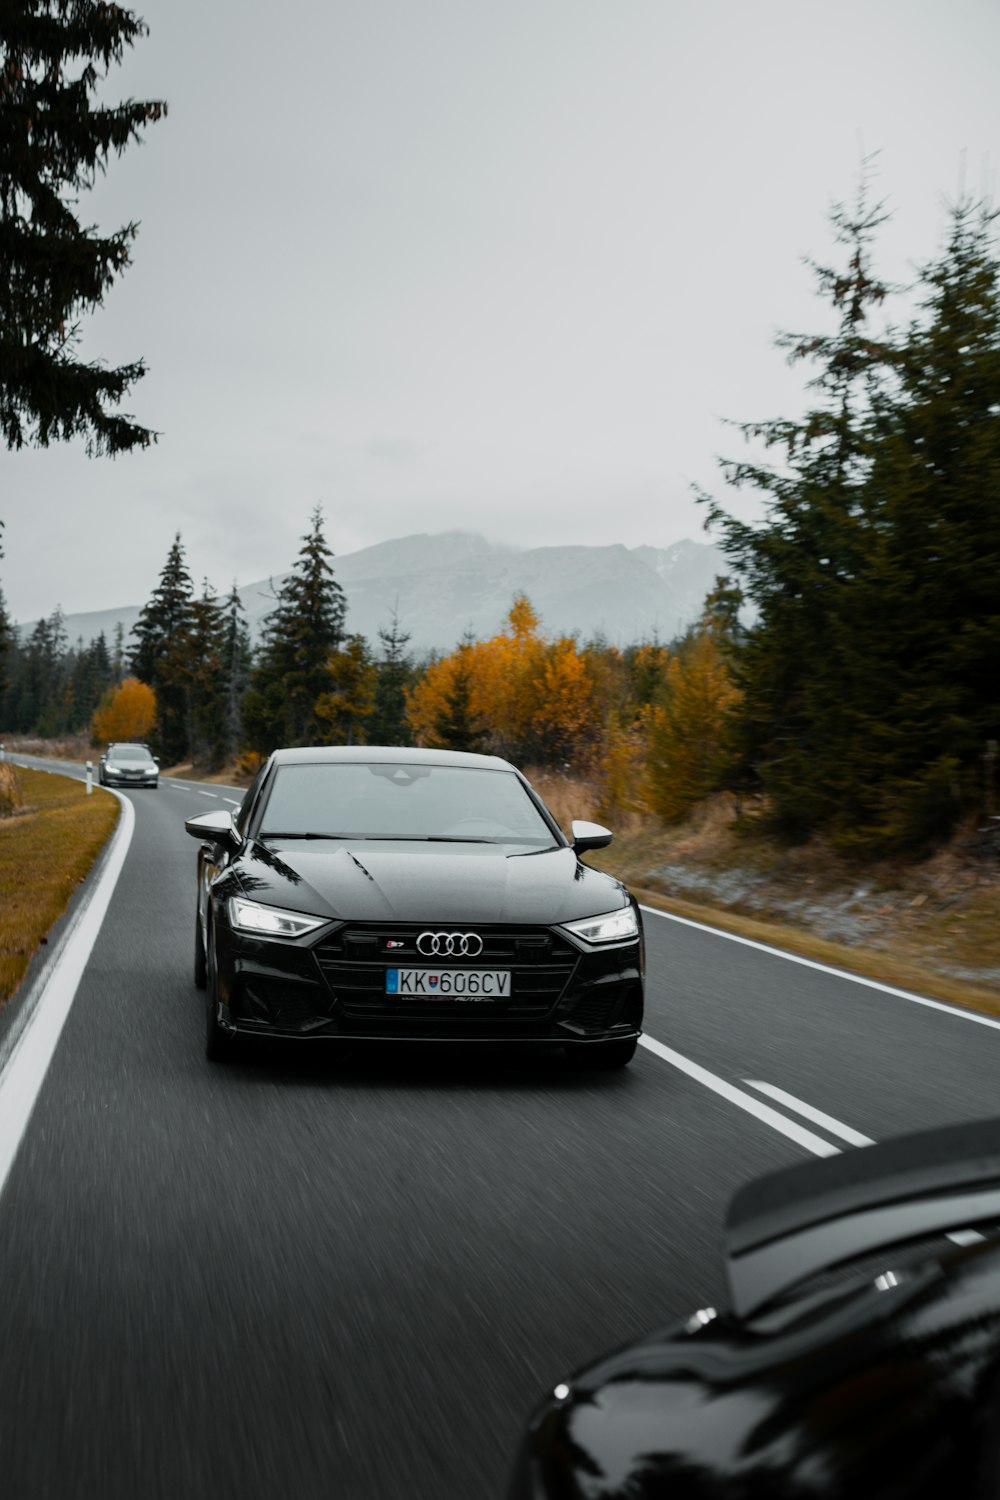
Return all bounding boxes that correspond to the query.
[267,745,517,772]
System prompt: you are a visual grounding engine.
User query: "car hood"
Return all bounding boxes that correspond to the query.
[108,759,155,770]
[234,838,629,926]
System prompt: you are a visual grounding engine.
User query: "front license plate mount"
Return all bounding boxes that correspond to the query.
[385,968,511,1000]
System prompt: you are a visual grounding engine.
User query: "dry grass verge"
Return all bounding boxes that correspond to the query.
[0,769,119,1004]
[523,767,1000,1021]
[627,884,1000,1022]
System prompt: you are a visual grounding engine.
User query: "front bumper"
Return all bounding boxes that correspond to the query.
[213,918,644,1044]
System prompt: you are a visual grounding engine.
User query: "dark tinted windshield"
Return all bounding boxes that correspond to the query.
[109,744,151,760]
[259,762,557,844]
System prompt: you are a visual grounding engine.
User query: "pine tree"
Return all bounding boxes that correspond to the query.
[0,587,11,705]
[218,583,251,764]
[0,527,11,702]
[130,533,194,763]
[429,636,486,752]
[699,173,894,837]
[829,198,1000,851]
[247,506,347,748]
[367,607,413,746]
[188,580,225,767]
[1,1,166,453]
[112,620,125,684]
[315,635,376,746]
[70,629,112,729]
[14,607,68,734]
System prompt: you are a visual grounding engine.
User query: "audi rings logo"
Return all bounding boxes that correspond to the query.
[416,931,484,957]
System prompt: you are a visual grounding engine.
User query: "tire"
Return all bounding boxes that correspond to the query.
[194,911,207,989]
[205,923,234,1063]
[565,1037,638,1071]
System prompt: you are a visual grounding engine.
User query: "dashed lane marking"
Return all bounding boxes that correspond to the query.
[744,1079,875,1147]
[638,1035,839,1157]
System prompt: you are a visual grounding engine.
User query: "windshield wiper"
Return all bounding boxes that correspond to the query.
[260,832,548,845]
[259,831,349,840]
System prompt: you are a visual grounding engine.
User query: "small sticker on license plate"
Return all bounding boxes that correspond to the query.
[385,968,511,999]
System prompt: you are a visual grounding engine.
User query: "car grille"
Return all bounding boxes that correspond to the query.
[312,924,578,1027]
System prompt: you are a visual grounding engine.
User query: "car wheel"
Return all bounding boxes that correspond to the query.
[194,911,207,989]
[565,1037,638,1070]
[205,923,234,1063]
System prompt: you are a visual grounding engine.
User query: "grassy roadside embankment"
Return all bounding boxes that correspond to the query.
[531,770,1000,1023]
[0,766,119,1004]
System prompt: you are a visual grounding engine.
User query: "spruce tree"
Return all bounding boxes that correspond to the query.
[367,607,413,746]
[830,199,1000,850]
[188,580,225,767]
[0,587,11,705]
[431,636,486,752]
[112,620,125,684]
[699,175,893,837]
[1,1,166,453]
[0,522,11,703]
[218,583,251,764]
[130,533,193,762]
[248,507,347,748]
[315,635,376,746]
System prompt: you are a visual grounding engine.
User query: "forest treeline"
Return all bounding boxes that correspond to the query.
[0,187,997,860]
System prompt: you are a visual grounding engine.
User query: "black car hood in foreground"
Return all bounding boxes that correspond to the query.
[515,1117,1000,1500]
[234,838,630,927]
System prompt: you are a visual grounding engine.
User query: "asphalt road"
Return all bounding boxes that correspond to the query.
[2,757,999,1499]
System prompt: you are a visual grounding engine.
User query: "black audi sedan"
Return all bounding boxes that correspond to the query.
[184,747,644,1063]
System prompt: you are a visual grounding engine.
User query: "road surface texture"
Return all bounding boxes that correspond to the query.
[1,755,998,1498]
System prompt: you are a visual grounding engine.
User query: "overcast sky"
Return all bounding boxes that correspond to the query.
[3,0,998,622]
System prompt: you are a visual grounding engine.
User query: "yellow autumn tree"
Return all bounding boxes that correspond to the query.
[645,631,741,820]
[532,637,597,763]
[90,677,157,745]
[315,635,377,745]
[406,595,602,765]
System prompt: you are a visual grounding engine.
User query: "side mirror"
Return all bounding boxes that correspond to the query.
[153,756,160,766]
[571,819,613,855]
[185,809,242,850]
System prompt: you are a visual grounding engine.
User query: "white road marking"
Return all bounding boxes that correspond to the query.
[638,1035,839,1157]
[640,904,1000,1033]
[0,790,135,1201]
[643,1047,990,1247]
[744,1079,875,1147]
[196,790,217,798]
[222,797,241,806]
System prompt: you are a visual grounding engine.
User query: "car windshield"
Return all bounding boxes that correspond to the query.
[110,744,149,760]
[258,762,559,844]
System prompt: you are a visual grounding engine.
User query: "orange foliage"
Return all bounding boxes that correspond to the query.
[90,677,157,745]
[532,639,596,761]
[645,633,741,820]
[406,595,601,763]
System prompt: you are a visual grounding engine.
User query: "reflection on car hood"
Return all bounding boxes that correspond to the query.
[234,839,629,926]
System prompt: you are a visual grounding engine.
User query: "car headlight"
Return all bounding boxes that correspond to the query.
[559,906,638,945]
[228,897,327,938]
[145,764,158,774]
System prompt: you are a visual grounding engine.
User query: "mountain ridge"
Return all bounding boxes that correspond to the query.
[19,531,728,654]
